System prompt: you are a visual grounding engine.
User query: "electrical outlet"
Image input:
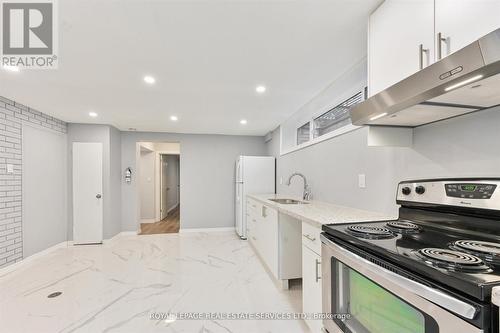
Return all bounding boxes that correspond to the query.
[358,174,366,188]
[6,164,13,174]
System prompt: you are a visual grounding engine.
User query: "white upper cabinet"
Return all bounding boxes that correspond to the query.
[368,0,434,96]
[369,0,500,96]
[435,0,500,60]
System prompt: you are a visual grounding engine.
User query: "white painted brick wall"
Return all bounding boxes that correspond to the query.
[0,96,67,268]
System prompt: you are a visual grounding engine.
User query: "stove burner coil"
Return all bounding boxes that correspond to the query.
[417,248,492,273]
[450,240,500,266]
[452,240,500,256]
[386,221,421,233]
[346,225,395,239]
[419,248,483,264]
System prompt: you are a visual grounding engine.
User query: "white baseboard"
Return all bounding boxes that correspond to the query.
[0,231,139,275]
[102,231,137,244]
[179,227,235,233]
[0,241,69,276]
[140,218,156,224]
[167,203,179,214]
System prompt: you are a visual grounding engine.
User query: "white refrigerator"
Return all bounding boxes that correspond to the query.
[235,156,275,239]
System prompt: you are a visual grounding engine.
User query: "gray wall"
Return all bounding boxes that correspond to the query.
[23,125,67,258]
[267,106,500,216]
[67,124,122,240]
[139,150,156,219]
[0,96,67,268]
[121,132,266,231]
[108,126,122,238]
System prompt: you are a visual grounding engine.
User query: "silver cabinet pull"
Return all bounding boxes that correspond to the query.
[437,32,448,60]
[418,44,429,69]
[262,206,267,218]
[302,234,316,242]
[315,258,321,282]
[419,44,429,70]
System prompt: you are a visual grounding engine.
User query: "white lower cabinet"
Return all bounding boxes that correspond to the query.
[302,223,323,333]
[246,198,302,286]
[247,199,279,278]
[259,205,279,278]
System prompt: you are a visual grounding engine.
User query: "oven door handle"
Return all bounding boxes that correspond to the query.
[322,236,478,320]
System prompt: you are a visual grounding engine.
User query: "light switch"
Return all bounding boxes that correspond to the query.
[6,164,13,174]
[358,174,366,188]
[279,177,283,185]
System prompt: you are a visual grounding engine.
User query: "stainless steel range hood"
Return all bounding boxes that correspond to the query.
[351,28,500,127]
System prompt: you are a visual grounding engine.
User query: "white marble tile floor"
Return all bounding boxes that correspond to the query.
[0,232,310,333]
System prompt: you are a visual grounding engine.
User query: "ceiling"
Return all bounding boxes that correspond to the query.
[0,0,381,136]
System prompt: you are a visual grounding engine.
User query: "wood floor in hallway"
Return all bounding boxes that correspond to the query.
[140,205,180,234]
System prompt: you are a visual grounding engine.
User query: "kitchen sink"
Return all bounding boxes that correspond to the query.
[268,198,309,205]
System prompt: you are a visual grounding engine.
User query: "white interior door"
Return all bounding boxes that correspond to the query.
[161,156,168,220]
[73,142,103,244]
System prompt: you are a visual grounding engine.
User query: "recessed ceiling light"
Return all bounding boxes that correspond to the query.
[143,75,156,85]
[240,119,248,125]
[89,111,98,118]
[170,115,178,121]
[255,85,266,94]
[3,65,19,72]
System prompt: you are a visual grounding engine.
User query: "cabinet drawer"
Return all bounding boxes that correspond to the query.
[247,213,257,233]
[246,198,260,214]
[261,204,277,223]
[302,221,321,255]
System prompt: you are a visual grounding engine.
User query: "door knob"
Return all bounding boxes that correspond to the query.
[96,194,102,199]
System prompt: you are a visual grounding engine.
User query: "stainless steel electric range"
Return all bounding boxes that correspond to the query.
[321,178,500,333]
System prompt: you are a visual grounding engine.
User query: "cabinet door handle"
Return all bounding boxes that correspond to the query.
[419,44,429,70]
[315,259,321,282]
[437,32,448,60]
[302,234,316,242]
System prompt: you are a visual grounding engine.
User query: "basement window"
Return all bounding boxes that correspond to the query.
[313,89,365,139]
[296,122,311,145]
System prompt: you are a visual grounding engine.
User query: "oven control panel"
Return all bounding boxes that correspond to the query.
[445,183,497,199]
[397,179,500,210]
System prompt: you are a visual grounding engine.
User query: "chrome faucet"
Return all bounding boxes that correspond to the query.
[286,172,312,201]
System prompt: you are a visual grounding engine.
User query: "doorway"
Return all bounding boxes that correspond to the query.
[138,142,180,234]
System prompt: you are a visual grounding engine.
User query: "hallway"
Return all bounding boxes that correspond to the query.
[140,205,180,235]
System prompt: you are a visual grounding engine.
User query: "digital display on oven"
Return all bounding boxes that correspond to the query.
[460,185,477,192]
[445,183,497,199]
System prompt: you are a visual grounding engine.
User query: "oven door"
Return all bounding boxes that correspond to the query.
[321,234,484,333]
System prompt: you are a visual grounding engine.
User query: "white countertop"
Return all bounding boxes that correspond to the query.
[247,193,396,228]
